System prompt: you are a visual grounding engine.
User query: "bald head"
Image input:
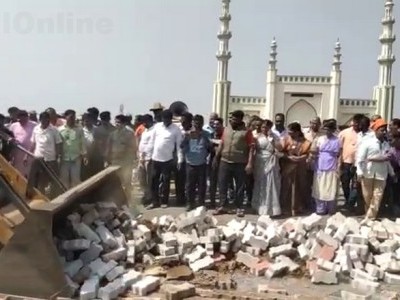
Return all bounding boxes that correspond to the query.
[310,116,321,132]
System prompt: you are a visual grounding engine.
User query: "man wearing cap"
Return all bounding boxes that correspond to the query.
[356,119,395,220]
[150,102,164,123]
[213,110,255,217]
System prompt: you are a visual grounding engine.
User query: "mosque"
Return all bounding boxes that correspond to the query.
[212,0,396,126]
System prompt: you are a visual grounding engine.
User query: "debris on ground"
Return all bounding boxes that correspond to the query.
[54,203,400,299]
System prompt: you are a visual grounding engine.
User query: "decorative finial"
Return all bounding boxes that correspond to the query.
[333,39,342,70]
[269,37,278,69]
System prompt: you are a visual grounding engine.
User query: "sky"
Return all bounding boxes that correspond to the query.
[0,0,398,117]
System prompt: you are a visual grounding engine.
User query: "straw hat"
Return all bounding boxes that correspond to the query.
[149,102,164,111]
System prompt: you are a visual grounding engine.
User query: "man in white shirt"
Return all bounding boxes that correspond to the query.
[147,109,183,209]
[357,115,375,148]
[29,111,63,196]
[271,113,288,139]
[138,114,154,204]
[356,119,395,219]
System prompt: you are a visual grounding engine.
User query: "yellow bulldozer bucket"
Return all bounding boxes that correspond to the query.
[0,165,128,299]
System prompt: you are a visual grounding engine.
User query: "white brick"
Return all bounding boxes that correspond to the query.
[265,262,289,279]
[350,269,378,282]
[96,225,118,248]
[122,270,142,288]
[368,237,380,252]
[316,231,339,250]
[131,276,160,296]
[157,244,176,256]
[162,232,178,247]
[365,263,384,280]
[379,239,399,253]
[65,275,79,296]
[309,240,322,259]
[155,254,180,265]
[381,259,400,273]
[311,269,337,284]
[333,223,349,242]
[102,247,127,262]
[275,255,300,272]
[67,212,81,224]
[74,223,101,243]
[236,250,259,268]
[185,245,207,263]
[227,219,245,232]
[205,243,214,256]
[97,260,118,278]
[248,235,268,251]
[257,215,272,229]
[301,213,322,231]
[338,253,352,274]
[345,234,368,245]
[82,209,100,225]
[344,218,360,234]
[326,212,346,230]
[206,228,221,243]
[269,243,294,258]
[374,253,394,266]
[112,229,127,248]
[297,244,310,260]
[137,224,151,241]
[80,243,103,264]
[344,244,369,261]
[106,265,125,281]
[97,278,124,300]
[351,278,380,293]
[127,243,135,264]
[360,226,371,238]
[384,272,400,284]
[189,255,214,272]
[62,239,91,251]
[317,258,341,273]
[349,251,364,270]
[143,253,155,265]
[134,238,146,252]
[221,226,237,242]
[80,277,99,300]
[220,241,230,254]
[244,246,261,256]
[64,259,83,278]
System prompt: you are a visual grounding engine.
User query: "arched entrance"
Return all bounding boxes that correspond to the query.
[286,100,317,127]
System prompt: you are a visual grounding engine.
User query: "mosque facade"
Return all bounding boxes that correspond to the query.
[212,0,396,126]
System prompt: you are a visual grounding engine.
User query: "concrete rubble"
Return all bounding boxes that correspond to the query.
[54,204,400,299]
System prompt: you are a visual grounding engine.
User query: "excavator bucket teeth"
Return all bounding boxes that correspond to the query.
[0,166,128,299]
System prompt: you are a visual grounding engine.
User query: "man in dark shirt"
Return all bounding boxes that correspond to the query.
[0,114,14,161]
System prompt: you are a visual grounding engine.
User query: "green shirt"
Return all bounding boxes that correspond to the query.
[58,124,86,161]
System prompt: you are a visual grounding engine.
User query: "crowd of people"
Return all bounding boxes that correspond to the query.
[0,104,399,221]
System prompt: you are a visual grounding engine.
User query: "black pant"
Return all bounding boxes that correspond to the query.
[175,161,186,205]
[218,161,246,209]
[209,160,219,204]
[186,164,207,206]
[340,163,356,205]
[151,160,174,205]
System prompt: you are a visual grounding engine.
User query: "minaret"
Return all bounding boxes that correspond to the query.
[373,0,396,120]
[212,0,232,122]
[328,39,342,118]
[265,38,278,119]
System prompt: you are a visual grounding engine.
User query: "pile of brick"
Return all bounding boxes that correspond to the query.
[55,203,400,299]
[55,201,161,299]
